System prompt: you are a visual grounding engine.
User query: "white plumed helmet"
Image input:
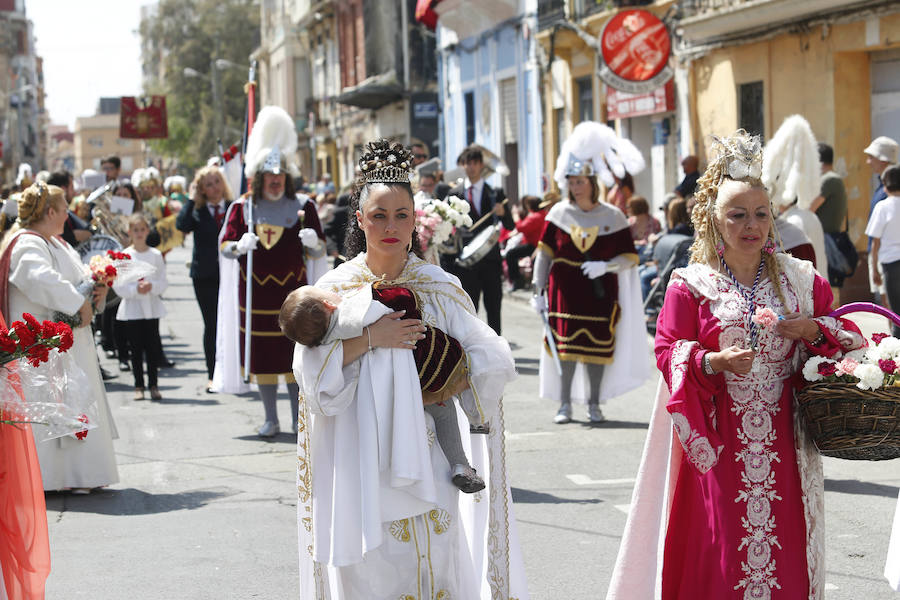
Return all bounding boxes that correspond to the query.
[553,121,645,191]
[244,105,300,179]
[762,114,820,210]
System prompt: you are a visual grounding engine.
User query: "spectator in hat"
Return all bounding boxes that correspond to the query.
[864,136,900,227]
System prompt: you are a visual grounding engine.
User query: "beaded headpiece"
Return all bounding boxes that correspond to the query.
[708,131,763,186]
[359,139,413,184]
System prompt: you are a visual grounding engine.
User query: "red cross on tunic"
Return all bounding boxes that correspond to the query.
[262,226,277,246]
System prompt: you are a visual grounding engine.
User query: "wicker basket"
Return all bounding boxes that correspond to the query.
[796,302,900,461]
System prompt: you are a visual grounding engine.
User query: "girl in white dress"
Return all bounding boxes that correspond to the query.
[1,182,119,493]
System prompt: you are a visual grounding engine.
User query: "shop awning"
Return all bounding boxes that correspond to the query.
[415,0,441,30]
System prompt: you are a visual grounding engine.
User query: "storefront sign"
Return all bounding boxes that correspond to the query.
[607,80,675,120]
[598,9,673,94]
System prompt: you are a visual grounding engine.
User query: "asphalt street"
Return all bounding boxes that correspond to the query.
[42,243,900,599]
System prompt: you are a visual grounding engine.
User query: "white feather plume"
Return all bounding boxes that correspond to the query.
[762,114,820,210]
[554,121,645,191]
[244,105,299,178]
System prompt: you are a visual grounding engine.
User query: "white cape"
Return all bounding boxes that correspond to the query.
[887,490,900,590]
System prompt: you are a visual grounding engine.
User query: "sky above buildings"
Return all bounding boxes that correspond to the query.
[27,0,145,130]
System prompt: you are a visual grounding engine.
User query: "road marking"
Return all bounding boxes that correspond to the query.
[566,474,636,486]
[614,504,631,514]
[505,431,554,441]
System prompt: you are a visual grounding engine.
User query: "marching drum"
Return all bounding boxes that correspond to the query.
[456,223,501,268]
[76,233,122,262]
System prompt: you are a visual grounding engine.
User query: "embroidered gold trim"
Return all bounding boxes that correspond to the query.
[389,519,411,542]
[239,368,296,385]
[239,306,282,315]
[551,327,614,345]
[428,508,451,535]
[420,334,451,391]
[239,326,287,337]
[240,266,306,287]
[417,325,438,380]
[548,311,610,322]
[537,240,555,258]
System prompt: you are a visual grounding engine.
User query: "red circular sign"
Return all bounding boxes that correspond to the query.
[601,10,671,83]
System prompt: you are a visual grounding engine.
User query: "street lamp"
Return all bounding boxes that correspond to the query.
[214,59,249,71]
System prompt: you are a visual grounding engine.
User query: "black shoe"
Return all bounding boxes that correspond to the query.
[100,366,117,381]
[160,357,175,368]
[119,361,130,372]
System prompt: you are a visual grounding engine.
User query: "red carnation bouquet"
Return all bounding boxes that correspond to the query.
[1,314,94,440]
[0,313,74,368]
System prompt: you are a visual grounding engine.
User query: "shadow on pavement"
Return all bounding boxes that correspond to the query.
[233,433,298,444]
[824,478,899,498]
[568,419,648,429]
[45,486,233,515]
[511,487,603,504]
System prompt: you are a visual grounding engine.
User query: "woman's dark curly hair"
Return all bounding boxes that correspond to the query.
[344,139,424,260]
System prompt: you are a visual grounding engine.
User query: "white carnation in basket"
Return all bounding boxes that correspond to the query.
[802,356,832,382]
[842,348,867,363]
[877,336,900,359]
[854,363,885,390]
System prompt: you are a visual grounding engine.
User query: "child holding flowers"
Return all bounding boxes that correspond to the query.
[113,213,168,401]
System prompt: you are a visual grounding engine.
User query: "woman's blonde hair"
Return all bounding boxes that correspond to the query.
[0,182,67,252]
[190,166,233,207]
[689,130,785,304]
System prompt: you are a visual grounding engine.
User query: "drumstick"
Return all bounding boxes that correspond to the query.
[466,198,509,231]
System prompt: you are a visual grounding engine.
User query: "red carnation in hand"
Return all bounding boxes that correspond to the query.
[817,362,837,377]
[878,358,898,374]
[0,330,17,353]
[22,313,41,331]
[41,319,58,338]
[57,325,74,352]
[11,321,35,347]
[105,265,117,276]
[26,344,50,367]
[873,332,891,344]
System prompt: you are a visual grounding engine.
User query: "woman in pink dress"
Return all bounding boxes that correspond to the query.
[607,131,866,600]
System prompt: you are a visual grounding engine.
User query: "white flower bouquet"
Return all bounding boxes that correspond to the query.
[415,195,473,253]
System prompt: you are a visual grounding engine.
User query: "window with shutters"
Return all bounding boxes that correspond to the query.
[738,81,764,139]
[500,78,518,144]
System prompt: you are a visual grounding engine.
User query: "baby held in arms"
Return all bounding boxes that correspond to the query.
[280,284,485,493]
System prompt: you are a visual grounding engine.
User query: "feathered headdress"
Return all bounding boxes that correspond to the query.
[16,163,33,186]
[553,121,645,191]
[164,175,187,194]
[244,105,299,179]
[762,114,819,210]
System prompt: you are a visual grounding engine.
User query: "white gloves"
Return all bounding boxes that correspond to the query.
[581,260,607,279]
[298,228,319,248]
[530,294,548,315]
[235,232,259,255]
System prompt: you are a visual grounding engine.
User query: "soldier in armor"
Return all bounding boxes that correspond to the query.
[220,106,327,437]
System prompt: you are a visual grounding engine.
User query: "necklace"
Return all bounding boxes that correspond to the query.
[721,257,765,355]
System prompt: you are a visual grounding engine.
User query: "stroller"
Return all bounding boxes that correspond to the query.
[643,234,693,335]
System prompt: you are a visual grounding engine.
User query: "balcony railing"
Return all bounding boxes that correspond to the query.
[538,0,566,29]
[680,0,752,17]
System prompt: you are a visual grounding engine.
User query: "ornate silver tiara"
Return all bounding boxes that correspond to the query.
[359,141,414,184]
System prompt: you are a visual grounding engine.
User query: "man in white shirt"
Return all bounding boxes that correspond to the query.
[866,164,900,337]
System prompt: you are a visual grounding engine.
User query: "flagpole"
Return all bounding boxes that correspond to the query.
[242,60,257,384]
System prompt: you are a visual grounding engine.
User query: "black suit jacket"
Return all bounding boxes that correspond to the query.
[448,181,513,264]
[176,198,232,280]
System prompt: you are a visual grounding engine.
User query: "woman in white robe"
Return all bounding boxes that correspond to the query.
[294,140,527,599]
[1,182,119,492]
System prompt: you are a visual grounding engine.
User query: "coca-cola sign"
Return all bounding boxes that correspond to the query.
[598,9,673,94]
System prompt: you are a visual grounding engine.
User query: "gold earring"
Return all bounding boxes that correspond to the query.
[407,239,412,253]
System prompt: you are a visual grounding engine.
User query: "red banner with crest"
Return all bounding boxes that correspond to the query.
[119,96,168,139]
